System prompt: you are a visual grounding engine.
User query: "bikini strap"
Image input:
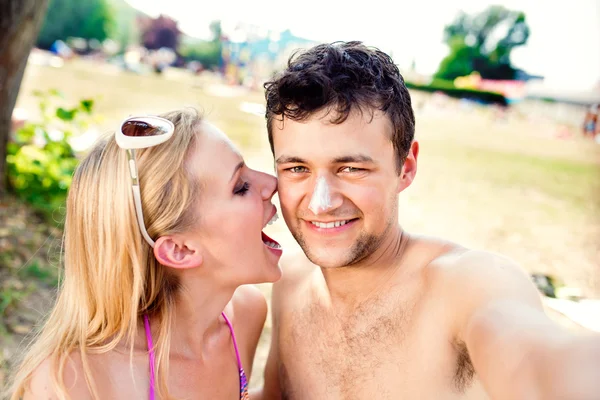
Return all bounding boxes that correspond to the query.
[143,314,156,400]
[145,313,245,400]
[221,311,243,371]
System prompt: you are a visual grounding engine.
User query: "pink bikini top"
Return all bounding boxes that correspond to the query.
[143,312,249,399]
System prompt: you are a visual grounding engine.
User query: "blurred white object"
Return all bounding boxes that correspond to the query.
[544,297,600,332]
[239,102,265,117]
[69,129,99,152]
[11,107,28,132]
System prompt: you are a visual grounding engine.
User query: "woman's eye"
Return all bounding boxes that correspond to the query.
[234,181,251,196]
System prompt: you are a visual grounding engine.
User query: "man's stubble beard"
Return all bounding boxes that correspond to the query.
[290,217,395,269]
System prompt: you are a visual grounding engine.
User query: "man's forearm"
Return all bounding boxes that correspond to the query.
[537,335,600,400]
[483,334,600,400]
[465,301,594,400]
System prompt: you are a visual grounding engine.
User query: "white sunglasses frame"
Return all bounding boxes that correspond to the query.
[115,115,175,247]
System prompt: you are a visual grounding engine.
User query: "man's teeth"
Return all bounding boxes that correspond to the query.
[311,220,350,229]
[267,212,279,226]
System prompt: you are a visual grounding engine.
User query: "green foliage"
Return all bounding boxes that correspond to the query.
[406,79,507,105]
[435,5,530,80]
[18,261,59,287]
[179,39,222,69]
[6,90,96,223]
[435,37,478,81]
[0,280,33,335]
[37,0,116,49]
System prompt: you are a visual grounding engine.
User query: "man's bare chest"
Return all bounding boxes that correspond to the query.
[279,298,410,394]
[276,295,478,399]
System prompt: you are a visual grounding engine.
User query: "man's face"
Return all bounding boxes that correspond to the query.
[273,109,418,268]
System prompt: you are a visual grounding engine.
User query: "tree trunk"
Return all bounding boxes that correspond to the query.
[0,0,49,193]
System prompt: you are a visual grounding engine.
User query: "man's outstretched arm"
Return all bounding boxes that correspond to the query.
[451,251,600,400]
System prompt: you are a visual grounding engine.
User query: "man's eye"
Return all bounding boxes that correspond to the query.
[340,166,363,173]
[288,166,308,173]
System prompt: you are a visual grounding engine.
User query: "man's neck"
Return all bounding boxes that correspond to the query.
[320,227,411,310]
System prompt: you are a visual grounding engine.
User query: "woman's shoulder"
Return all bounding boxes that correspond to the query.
[26,344,148,400]
[25,353,92,400]
[231,284,268,328]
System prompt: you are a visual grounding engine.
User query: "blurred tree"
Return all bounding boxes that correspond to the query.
[140,15,181,50]
[0,0,50,193]
[36,0,115,50]
[209,20,223,43]
[107,0,144,49]
[435,5,530,80]
[178,20,223,70]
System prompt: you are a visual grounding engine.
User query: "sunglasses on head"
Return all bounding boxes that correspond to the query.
[115,116,175,247]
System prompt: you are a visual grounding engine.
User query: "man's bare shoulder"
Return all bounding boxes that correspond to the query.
[432,248,536,292]
[403,234,467,275]
[410,235,541,308]
[426,246,543,327]
[409,233,524,280]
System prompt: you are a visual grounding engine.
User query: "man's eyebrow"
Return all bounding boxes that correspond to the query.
[275,155,307,164]
[276,154,377,165]
[332,154,376,164]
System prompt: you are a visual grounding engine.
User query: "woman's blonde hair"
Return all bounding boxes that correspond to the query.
[9,108,204,400]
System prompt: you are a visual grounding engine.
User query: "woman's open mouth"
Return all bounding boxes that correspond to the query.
[262,231,282,250]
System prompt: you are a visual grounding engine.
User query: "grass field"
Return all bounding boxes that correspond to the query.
[1,56,599,390]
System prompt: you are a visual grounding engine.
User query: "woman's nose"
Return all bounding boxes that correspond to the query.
[261,172,277,200]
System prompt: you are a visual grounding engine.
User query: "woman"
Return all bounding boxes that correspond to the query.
[10,108,283,399]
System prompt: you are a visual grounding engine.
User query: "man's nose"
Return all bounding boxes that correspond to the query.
[308,175,342,215]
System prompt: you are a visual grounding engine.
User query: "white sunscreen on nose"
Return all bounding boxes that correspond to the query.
[308,175,332,214]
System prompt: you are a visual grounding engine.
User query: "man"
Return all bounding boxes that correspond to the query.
[254,41,600,399]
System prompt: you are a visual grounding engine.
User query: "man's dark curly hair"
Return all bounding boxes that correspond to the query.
[264,41,415,173]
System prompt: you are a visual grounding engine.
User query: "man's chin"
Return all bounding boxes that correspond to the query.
[301,247,349,269]
[290,229,354,267]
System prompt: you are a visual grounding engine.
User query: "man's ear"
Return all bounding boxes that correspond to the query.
[153,236,203,269]
[397,140,419,193]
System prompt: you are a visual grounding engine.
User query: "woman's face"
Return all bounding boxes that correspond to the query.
[185,122,282,285]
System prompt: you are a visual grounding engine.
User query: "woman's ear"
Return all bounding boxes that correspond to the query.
[153,236,203,269]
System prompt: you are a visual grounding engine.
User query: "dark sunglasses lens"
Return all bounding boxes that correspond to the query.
[122,120,170,137]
